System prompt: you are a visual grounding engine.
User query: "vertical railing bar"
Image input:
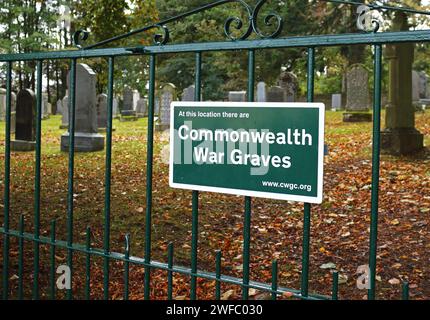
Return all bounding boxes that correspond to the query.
[242,49,255,300]
[32,59,43,300]
[190,51,202,301]
[85,226,91,300]
[18,215,24,300]
[402,282,409,300]
[215,250,221,300]
[124,234,130,301]
[368,43,383,300]
[66,58,77,300]
[103,56,115,300]
[271,260,278,300]
[49,219,56,300]
[167,242,173,300]
[332,271,339,300]
[301,47,315,298]
[2,61,12,300]
[144,54,156,300]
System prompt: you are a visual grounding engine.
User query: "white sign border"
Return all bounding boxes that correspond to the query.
[169,102,325,204]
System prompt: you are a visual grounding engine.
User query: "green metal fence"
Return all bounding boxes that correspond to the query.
[0,0,429,300]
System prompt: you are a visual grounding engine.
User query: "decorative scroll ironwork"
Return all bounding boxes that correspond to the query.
[356,5,382,33]
[78,0,430,50]
[73,30,90,49]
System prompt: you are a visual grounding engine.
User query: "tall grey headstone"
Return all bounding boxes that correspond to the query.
[412,70,420,102]
[154,98,160,116]
[60,95,69,129]
[41,93,50,119]
[278,71,298,102]
[331,94,342,111]
[113,98,119,118]
[343,64,372,122]
[256,82,267,102]
[266,86,284,102]
[182,85,195,101]
[1,89,16,131]
[11,89,36,151]
[121,88,137,120]
[228,91,246,102]
[96,94,108,129]
[56,99,63,116]
[61,63,104,152]
[133,90,140,110]
[418,72,428,99]
[156,83,176,131]
[136,98,147,117]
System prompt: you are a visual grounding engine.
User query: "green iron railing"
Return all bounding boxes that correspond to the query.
[0,0,428,300]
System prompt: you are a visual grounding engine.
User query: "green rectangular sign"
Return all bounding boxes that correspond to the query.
[169,102,325,204]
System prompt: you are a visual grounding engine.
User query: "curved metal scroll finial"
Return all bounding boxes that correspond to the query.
[357,5,382,33]
[153,25,170,45]
[73,30,90,49]
[251,0,283,39]
[223,0,253,41]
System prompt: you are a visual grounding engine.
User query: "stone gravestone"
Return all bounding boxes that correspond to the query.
[331,94,342,111]
[61,64,104,152]
[11,89,36,151]
[96,94,108,129]
[278,71,298,102]
[412,70,420,103]
[56,99,63,116]
[343,64,372,122]
[113,98,120,118]
[182,85,195,101]
[1,89,17,134]
[41,93,50,119]
[60,95,69,129]
[120,88,137,121]
[154,97,160,117]
[418,72,428,99]
[133,90,140,110]
[266,86,285,102]
[228,91,246,102]
[256,82,267,102]
[156,83,176,131]
[136,98,147,117]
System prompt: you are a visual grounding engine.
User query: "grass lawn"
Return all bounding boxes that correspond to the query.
[0,110,429,300]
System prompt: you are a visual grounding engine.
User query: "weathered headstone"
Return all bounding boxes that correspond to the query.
[381,11,423,155]
[331,94,342,111]
[343,64,372,122]
[61,64,105,152]
[11,89,36,151]
[1,89,17,133]
[113,98,119,118]
[278,71,298,102]
[266,86,285,102]
[96,94,108,129]
[60,95,69,129]
[154,97,160,117]
[156,83,176,131]
[418,72,428,99]
[136,98,147,117]
[133,90,140,110]
[120,88,137,121]
[182,85,195,101]
[56,99,63,116]
[412,70,420,103]
[228,91,246,102]
[256,82,267,102]
[41,94,50,119]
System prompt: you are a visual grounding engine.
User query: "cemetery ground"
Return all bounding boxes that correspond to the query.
[0,111,429,300]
